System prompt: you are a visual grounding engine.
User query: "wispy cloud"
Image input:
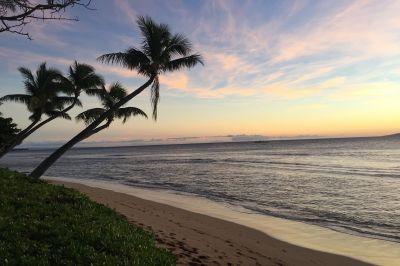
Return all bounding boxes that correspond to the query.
[162,0,400,99]
[1,0,400,140]
[114,0,137,25]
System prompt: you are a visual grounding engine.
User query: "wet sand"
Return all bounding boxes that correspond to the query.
[49,180,371,266]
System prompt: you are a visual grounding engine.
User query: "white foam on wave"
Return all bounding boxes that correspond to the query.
[45,176,400,266]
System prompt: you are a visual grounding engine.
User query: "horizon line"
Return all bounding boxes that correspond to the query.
[16,132,398,150]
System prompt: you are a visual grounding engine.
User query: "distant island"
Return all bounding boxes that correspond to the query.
[381,133,400,139]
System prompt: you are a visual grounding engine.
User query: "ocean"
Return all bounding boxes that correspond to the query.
[1,137,399,243]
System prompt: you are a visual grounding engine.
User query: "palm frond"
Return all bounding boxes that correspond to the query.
[85,87,105,96]
[137,15,171,61]
[56,75,75,95]
[35,63,64,96]
[70,61,95,77]
[137,16,157,39]
[85,86,111,107]
[80,73,105,90]
[28,112,42,122]
[51,96,77,109]
[150,75,160,120]
[18,67,35,84]
[116,107,148,123]
[108,82,127,100]
[23,80,38,95]
[0,94,31,104]
[165,33,192,56]
[44,111,71,120]
[73,98,83,107]
[76,108,106,125]
[163,54,204,72]
[35,63,48,88]
[69,61,105,91]
[45,68,65,93]
[97,16,204,124]
[97,48,150,72]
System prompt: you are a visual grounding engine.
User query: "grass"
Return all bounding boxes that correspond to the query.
[0,168,176,265]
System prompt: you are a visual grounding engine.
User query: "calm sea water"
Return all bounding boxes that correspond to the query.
[1,137,400,242]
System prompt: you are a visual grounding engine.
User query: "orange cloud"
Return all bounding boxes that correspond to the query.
[160,73,189,89]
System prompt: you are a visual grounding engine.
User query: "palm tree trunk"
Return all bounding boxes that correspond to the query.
[29,121,110,179]
[29,76,154,179]
[27,99,78,135]
[0,100,78,159]
[0,118,39,158]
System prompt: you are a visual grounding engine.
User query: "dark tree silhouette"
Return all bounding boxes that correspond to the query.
[0,61,103,158]
[29,16,203,179]
[0,62,76,157]
[0,0,92,39]
[76,82,147,135]
[0,114,20,150]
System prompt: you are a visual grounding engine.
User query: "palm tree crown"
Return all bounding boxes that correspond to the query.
[66,61,105,97]
[76,82,147,126]
[97,15,203,120]
[0,62,75,121]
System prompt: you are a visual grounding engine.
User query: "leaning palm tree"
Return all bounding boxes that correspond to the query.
[97,16,203,120]
[0,62,103,158]
[9,62,104,144]
[0,63,76,157]
[76,82,147,137]
[29,15,203,179]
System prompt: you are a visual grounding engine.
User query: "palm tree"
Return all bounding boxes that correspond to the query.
[97,16,203,120]
[75,82,147,137]
[10,62,104,142]
[0,62,104,158]
[29,15,203,179]
[0,63,76,157]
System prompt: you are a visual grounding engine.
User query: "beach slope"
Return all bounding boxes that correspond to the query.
[51,180,371,266]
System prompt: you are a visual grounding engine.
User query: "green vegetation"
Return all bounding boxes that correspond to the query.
[0,168,176,265]
[0,116,20,148]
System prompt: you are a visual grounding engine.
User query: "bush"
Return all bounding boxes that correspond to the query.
[0,168,176,265]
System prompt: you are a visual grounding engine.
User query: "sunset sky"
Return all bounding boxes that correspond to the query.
[1,0,400,145]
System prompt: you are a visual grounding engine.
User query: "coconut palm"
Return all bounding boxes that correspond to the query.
[0,63,76,157]
[0,62,103,158]
[75,82,147,137]
[11,62,104,142]
[97,15,203,120]
[29,16,203,179]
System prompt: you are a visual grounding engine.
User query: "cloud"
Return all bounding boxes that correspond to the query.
[0,47,140,81]
[114,0,137,24]
[0,47,72,69]
[166,0,400,100]
[94,63,140,79]
[228,134,269,142]
[270,1,400,63]
[329,81,400,101]
[2,0,400,104]
[393,69,400,76]
[160,73,189,90]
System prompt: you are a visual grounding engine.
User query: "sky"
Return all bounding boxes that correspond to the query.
[1,0,400,146]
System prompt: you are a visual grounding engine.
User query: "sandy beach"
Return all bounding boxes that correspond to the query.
[49,180,372,266]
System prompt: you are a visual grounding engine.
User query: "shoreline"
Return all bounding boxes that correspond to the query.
[46,177,400,265]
